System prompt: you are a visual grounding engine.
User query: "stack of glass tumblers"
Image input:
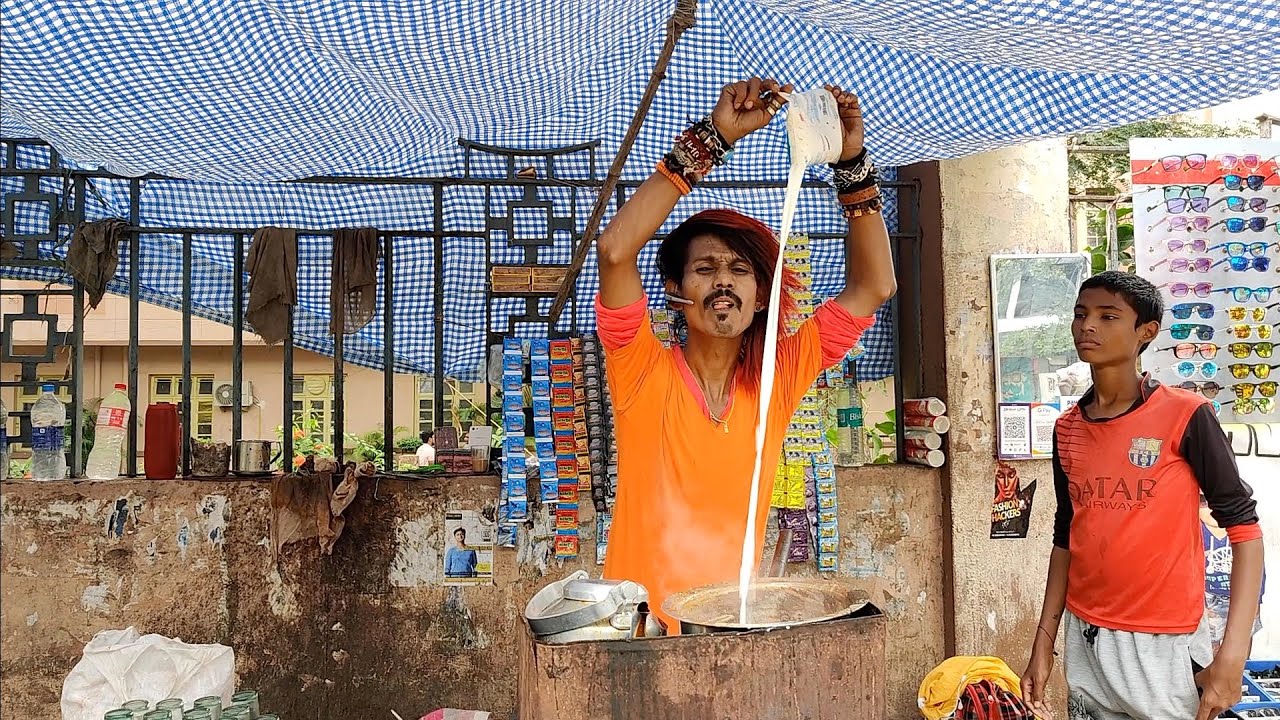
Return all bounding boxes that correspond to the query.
[102,690,275,720]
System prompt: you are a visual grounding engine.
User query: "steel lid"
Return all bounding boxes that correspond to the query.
[525,570,649,636]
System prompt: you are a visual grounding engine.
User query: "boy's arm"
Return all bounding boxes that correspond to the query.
[1022,433,1072,705]
[1184,403,1263,719]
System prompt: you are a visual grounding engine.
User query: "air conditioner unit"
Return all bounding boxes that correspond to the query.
[214,380,254,409]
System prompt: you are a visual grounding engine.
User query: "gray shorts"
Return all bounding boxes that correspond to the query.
[1065,610,1213,720]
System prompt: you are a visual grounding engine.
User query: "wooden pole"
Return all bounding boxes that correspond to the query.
[547,0,697,325]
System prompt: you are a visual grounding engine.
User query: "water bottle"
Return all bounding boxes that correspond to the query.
[1,396,9,481]
[30,385,67,481]
[86,383,131,480]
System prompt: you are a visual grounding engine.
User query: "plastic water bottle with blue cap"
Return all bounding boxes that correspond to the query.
[30,384,67,480]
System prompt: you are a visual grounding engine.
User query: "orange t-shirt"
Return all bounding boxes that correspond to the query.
[596,293,873,629]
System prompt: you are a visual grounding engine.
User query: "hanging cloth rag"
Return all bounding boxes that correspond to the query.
[270,458,374,559]
[918,656,1024,720]
[66,218,128,309]
[329,227,380,335]
[245,227,297,345]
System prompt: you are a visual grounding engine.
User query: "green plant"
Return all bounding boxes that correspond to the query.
[275,415,335,470]
[1083,207,1135,274]
[346,428,387,466]
[396,435,422,453]
[7,458,31,480]
[1069,119,1256,195]
[870,409,897,465]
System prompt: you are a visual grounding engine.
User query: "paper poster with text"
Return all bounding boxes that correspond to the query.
[444,510,495,586]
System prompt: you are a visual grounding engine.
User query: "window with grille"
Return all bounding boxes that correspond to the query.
[291,374,334,442]
[150,375,215,441]
[416,377,484,434]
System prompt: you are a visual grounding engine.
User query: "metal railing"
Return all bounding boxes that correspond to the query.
[2,137,923,474]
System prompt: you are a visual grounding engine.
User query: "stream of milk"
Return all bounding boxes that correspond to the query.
[736,89,842,624]
[736,161,806,623]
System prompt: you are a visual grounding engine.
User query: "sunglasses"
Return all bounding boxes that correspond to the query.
[1224,397,1277,416]
[1218,256,1272,272]
[1134,155,1209,177]
[1167,280,1213,297]
[1218,154,1274,171]
[1228,341,1275,359]
[1148,185,1209,213]
[1219,241,1276,258]
[1234,381,1278,399]
[1212,196,1274,213]
[1152,257,1214,273]
[1156,238,1211,254]
[1161,342,1218,359]
[1226,305,1275,322]
[1170,302,1215,320]
[1169,323,1215,341]
[1179,380,1225,399]
[1228,324,1275,340]
[1220,172,1278,192]
[1228,363,1278,379]
[1174,360,1219,379]
[1210,217,1274,234]
[1149,215,1211,233]
[1214,286,1277,303]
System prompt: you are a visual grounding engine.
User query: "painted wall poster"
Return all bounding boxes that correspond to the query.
[990,460,1038,539]
[444,509,495,586]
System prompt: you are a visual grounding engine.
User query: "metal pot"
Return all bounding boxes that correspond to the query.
[234,440,280,474]
[525,570,665,643]
[661,577,868,635]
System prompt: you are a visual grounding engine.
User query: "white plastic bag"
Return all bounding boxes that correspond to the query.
[61,627,235,720]
[785,88,843,166]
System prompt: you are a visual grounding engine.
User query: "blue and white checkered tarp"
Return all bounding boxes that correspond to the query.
[2,0,1278,381]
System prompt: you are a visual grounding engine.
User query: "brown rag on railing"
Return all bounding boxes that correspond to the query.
[330,227,380,335]
[67,218,128,309]
[270,458,375,558]
[245,227,297,345]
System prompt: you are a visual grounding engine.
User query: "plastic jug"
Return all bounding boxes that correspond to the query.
[785,88,843,166]
[144,403,180,480]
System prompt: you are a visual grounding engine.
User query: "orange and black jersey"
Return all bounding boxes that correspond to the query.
[1052,374,1260,634]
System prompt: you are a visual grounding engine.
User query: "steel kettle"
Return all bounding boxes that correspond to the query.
[234,439,280,474]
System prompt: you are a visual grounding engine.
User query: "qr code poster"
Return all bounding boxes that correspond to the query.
[443,510,495,586]
[997,403,1061,460]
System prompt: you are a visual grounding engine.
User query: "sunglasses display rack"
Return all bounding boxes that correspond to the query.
[1132,138,1280,424]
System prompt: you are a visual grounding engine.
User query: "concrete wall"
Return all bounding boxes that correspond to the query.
[936,140,1071,692]
[0,464,945,719]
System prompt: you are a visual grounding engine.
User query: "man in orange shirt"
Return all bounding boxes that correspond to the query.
[594,77,896,628]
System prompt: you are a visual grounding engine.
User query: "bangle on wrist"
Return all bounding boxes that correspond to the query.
[830,147,878,195]
[663,115,736,191]
[656,158,692,195]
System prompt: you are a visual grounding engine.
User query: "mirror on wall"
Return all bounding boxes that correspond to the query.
[990,253,1090,460]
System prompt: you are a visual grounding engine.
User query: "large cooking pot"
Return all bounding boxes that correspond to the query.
[661,577,869,635]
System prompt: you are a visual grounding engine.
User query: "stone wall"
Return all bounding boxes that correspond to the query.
[1,464,944,719]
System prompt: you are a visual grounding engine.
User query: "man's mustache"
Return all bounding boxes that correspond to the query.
[703,289,742,310]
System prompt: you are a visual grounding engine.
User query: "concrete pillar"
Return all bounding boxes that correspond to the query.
[937,139,1071,670]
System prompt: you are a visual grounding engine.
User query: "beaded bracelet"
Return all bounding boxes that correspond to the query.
[830,148,882,218]
[658,116,735,193]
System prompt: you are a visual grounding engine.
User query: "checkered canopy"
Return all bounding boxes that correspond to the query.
[2,0,1277,380]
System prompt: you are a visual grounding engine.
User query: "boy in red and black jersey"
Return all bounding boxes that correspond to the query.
[1022,271,1263,720]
